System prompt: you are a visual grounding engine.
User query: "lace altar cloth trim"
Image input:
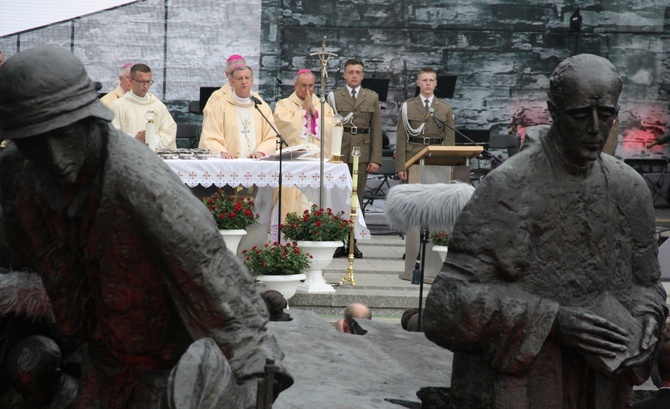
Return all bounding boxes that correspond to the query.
[166,158,351,190]
[165,158,370,239]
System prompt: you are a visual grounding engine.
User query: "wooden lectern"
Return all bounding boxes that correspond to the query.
[405,146,483,184]
[401,146,483,282]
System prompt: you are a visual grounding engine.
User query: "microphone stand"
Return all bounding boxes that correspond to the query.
[648,132,670,149]
[252,99,288,244]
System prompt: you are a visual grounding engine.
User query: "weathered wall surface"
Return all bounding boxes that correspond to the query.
[1,1,669,157]
[0,0,262,123]
[261,1,670,156]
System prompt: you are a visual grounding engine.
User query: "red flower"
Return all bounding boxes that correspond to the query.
[202,192,258,230]
[281,205,351,242]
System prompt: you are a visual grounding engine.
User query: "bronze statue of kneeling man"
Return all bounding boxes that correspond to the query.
[423,54,668,409]
[0,46,292,409]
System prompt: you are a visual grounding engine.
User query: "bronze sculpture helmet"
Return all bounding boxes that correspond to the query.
[0,46,113,140]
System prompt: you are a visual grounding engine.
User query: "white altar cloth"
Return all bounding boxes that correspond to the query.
[165,158,370,239]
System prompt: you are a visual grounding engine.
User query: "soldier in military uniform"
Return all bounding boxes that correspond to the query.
[395,67,456,280]
[328,59,383,258]
[395,67,455,180]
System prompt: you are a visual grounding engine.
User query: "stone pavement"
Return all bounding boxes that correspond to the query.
[269,309,452,409]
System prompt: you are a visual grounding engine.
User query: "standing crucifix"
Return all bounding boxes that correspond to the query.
[310,36,337,207]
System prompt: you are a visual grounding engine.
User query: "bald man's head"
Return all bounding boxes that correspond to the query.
[342,303,371,334]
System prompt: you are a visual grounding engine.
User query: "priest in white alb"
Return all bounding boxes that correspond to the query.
[273,68,335,223]
[110,63,177,150]
[198,64,276,158]
[100,62,134,108]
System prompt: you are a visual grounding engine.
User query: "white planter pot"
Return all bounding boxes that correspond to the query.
[219,229,247,254]
[432,245,449,263]
[295,240,341,294]
[256,274,307,300]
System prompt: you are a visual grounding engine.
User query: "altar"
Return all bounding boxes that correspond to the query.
[165,158,370,240]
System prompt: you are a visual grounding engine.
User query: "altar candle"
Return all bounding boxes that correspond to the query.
[331,125,343,156]
[351,148,360,191]
[145,121,156,150]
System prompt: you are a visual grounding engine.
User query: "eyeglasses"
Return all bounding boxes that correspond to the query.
[131,78,154,86]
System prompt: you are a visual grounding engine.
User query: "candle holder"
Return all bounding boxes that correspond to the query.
[329,115,344,163]
[341,146,360,286]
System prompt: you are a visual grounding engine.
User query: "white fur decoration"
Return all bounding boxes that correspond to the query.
[0,270,54,321]
[385,182,475,232]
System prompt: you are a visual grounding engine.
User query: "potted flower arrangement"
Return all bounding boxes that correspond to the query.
[431,231,450,262]
[202,188,258,253]
[281,205,352,294]
[243,242,310,299]
[281,205,351,242]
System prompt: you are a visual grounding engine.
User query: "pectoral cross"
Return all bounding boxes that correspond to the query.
[240,118,251,139]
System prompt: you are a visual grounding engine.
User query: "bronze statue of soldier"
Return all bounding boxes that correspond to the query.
[0,46,292,409]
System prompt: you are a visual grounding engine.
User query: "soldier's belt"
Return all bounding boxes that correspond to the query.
[408,137,442,145]
[343,127,369,135]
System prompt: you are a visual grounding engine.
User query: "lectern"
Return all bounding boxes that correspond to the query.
[401,146,483,282]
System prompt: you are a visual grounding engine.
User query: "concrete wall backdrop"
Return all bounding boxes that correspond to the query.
[261,0,670,157]
[0,0,263,123]
[1,0,669,158]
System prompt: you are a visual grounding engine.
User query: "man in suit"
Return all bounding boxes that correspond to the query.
[396,67,456,280]
[634,340,670,408]
[328,59,383,258]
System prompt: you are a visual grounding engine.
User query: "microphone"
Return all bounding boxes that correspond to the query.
[428,107,441,128]
[648,132,670,149]
[250,96,288,147]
